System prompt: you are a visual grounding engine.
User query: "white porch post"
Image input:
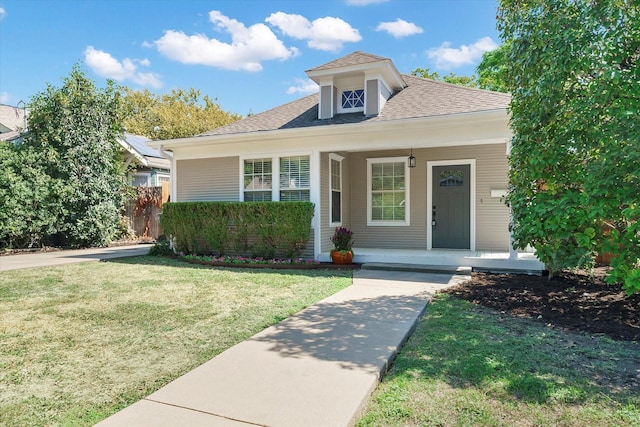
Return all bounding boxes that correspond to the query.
[311,150,322,260]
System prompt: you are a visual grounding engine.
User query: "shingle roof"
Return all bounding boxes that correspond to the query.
[306,51,390,72]
[199,74,510,137]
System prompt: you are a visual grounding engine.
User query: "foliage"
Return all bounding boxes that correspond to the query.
[330,226,354,253]
[148,240,173,257]
[122,88,242,140]
[410,67,478,88]
[182,254,321,266]
[161,202,315,258]
[23,65,129,247]
[499,0,640,293]
[476,42,512,93]
[0,142,64,248]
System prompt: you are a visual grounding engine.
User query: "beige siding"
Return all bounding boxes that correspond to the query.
[347,144,510,251]
[320,152,351,253]
[176,157,239,202]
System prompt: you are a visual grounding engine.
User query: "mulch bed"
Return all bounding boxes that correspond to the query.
[443,267,640,342]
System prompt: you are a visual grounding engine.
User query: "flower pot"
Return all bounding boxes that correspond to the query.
[331,250,353,265]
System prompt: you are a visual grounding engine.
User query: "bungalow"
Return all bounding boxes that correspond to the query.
[150,51,543,271]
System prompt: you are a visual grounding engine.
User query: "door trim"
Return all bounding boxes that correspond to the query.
[427,159,476,251]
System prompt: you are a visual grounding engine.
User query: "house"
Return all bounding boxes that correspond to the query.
[119,133,171,187]
[0,103,28,143]
[150,51,543,271]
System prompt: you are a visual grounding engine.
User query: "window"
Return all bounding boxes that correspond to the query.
[280,156,310,201]
[368,158,409,225]
[341,89,364,111]
[439,169,464,187]
[330,154,343,225]
[244,158,272,201]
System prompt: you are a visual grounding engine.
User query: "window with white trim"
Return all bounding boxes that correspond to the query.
[280,156,310,201]
[330,154,343,225]
[368,158,409,225]
[244,158,272,201]
[339,88,365,113]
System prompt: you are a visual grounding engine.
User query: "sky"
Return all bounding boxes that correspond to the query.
[0,0,502,116]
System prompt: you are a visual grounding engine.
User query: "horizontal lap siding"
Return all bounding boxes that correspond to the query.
[349,149,427,249]
[426,145,510,251]
[176,157,239,202]
[320,152,351,253]
[348,144,510,251]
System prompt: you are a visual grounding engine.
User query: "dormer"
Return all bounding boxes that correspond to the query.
[305,51,407,120]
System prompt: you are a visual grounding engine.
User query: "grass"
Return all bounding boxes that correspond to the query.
[0,256,352,426]
[358,294,640,427]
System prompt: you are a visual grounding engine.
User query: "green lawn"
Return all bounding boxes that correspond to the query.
[358,294,640,427]
[0,256,352,426]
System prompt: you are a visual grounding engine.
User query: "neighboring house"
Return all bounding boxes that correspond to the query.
[150,51,542,269]
[119,133,171,187]
[0,103,28,143]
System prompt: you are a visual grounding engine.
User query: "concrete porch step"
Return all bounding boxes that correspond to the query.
[362,263,472,275]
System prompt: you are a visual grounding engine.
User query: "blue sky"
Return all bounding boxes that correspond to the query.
[0,0,501,116]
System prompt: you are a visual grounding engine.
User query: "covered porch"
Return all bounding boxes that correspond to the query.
[319,248,545,275]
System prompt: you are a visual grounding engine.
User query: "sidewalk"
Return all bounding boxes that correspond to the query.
[97,268,470,427]
[0,244,151,272]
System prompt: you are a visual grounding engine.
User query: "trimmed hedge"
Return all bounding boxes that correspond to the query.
[161,201,315,258]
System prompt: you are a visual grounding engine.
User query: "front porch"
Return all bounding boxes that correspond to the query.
[319,248,546,275]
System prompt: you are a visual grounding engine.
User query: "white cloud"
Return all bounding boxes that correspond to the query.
[266,12,361,52]
[155,10,296,72]
[427,36,498,69]
[84,46,162,88]
[0,92,11,104]
[376,19,423,38]
[0,7,6,21]
[345,0,389,5]
[286,78,318,95]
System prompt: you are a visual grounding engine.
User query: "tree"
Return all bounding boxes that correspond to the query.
[499,0,640,293]
[0,142,64,248]
[122,88,242,140]
[476,42,511,93]
[25,66,129,247]
[410,67,478,88]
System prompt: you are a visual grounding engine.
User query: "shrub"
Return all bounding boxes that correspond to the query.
[161,202,314,259]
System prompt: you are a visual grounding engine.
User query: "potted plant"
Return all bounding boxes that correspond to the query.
[330,227,354,264]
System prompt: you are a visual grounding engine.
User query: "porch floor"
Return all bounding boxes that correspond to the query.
[321,248,546,275]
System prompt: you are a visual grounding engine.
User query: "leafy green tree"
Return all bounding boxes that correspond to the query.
[25,66,129,247]
[476,42,511,93]
[122,88,241,140]
[499,0,640,293]
[0,142,64,248]
[410,67,478,88]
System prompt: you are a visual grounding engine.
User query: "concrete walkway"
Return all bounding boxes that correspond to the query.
[0,244,152,272]
[97,269,470,427]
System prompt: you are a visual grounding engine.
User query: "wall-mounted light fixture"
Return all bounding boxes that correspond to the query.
[408,148,416,168]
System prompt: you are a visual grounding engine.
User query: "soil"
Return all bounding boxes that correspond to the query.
[443,267,640,342]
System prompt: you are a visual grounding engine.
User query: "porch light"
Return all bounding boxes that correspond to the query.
[408,149,416,168]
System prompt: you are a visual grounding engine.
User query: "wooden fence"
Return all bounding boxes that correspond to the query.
[124,183,170,240]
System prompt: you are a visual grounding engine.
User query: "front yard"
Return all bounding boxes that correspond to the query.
[0,256,351,426]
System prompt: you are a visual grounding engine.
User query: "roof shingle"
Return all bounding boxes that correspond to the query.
[199,74,510,137]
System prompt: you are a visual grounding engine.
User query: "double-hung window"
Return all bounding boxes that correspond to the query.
[243,158,272,201]
[280,156,310,201]
[330,154,343,225]
[243,155,310,202]
[367,157,409,225]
